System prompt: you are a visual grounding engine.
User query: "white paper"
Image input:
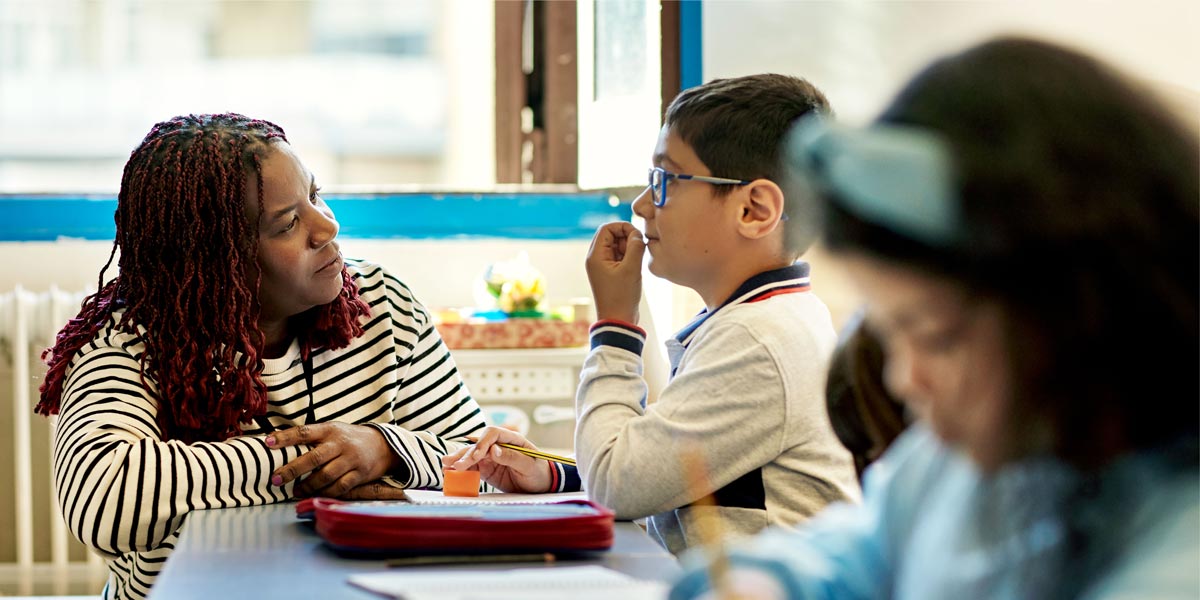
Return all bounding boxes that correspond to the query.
[347,565,667,600]
[403,489,590,506]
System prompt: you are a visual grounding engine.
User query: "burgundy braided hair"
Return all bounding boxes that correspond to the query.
[36,113,370,443]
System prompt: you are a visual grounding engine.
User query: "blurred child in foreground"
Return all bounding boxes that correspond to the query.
[671,37,1199,599]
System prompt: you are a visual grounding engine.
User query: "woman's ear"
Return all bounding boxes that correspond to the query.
[737,179,786,240]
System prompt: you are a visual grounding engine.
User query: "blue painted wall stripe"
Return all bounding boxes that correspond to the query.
[679,0,704,90]
[0,193,631,241]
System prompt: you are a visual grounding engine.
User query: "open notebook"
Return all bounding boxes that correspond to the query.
[347,565,668,600]
[402,489,590,506]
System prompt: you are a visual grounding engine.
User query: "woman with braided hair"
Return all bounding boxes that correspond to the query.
[37,113,487,600]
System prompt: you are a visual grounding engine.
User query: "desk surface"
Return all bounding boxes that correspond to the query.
[150,503,679,599]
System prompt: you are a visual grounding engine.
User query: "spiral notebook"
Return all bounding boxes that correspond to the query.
[347,565,667,600]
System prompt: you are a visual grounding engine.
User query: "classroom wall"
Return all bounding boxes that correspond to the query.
[683,0,1200,329]
[702,0,1200,125]
[0,239,594,312]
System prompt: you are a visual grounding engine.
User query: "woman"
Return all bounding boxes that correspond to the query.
[671,37,1198,599]
[36,113,487,600]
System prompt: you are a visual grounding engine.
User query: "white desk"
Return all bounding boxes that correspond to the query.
[149,503,679,599]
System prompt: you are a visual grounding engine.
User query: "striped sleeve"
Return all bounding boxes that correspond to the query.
[590,319,646,355]
[550,463,582,493]
[52,344,308,560]
[367,269,487,490]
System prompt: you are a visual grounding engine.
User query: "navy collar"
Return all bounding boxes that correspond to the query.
[673,262,812,347]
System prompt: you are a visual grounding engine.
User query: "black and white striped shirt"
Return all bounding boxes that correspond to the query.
[51,259,485,600]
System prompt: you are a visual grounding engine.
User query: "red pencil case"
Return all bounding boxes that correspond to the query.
[302,497,615,556]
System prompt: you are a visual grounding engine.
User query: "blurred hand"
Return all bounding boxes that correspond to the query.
[441,426,552,493]
[585,221,645,323]
[695,567,789,600]
[267,423,400,498]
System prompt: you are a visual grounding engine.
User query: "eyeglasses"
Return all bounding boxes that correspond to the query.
[647,166,751,208]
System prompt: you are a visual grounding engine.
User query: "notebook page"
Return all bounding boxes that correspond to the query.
[403,489,589,506]
[347,565,667,600]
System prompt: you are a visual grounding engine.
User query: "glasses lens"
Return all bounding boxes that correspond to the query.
[649,169,661,203]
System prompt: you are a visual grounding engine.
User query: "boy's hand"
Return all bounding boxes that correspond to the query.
[585,221,645,323]
[441,426,553,493]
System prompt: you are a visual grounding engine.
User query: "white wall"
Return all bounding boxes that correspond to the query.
[696,0,1200,329]
[703,0,1200,125]
[1,239,593,312]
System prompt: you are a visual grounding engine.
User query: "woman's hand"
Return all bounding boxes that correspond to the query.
[266,423,400,498]
[441,426,553,493]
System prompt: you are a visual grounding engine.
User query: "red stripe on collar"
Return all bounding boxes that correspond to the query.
[746,285,811,304]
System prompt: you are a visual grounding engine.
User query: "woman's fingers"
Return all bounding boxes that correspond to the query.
[270,423,397,491]
[272,444,329,486]
[296,460,358,498]
[265,423,332,449]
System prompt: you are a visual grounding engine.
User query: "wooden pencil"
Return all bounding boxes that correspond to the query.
[495,442,577,467]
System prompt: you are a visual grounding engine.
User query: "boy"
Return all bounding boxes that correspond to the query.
[446,74,859,553]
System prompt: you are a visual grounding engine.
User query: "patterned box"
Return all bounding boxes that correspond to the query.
[436,319,589,349]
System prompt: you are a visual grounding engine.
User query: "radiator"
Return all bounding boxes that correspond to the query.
[0,287,107,596]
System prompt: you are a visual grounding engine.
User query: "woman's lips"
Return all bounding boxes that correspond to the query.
[316,255,342,274]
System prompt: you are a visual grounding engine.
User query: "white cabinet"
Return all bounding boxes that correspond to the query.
[450,347,587,452]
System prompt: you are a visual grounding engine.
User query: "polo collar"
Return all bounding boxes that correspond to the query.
[673,262,812,348]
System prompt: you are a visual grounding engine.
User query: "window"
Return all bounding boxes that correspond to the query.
[0,0,494,191]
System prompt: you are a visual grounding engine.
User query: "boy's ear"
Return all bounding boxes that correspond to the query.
[736,179,786,240]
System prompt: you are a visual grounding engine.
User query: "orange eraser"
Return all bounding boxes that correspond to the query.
[442,468,481,497]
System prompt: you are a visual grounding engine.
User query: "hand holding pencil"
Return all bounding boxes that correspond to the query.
[441,426,571,493]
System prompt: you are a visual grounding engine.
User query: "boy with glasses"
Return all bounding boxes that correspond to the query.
[447,74,859,553]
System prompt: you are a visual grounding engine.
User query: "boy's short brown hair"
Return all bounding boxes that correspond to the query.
[665,73,832,258]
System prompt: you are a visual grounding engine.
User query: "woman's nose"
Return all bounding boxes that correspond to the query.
[310,208,339,247]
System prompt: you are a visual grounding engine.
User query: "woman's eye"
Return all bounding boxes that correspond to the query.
[281,215,298,233]
[311,187,323,204]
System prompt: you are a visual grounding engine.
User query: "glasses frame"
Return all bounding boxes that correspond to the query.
[647,166,751,208]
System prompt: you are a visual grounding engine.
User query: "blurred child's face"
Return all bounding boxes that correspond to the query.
[246,142,344,324]
[841,252,1019,472]
[631,125,739,290]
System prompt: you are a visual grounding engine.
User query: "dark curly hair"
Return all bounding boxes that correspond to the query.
[820,38,1199,468]
[36,113,370,443]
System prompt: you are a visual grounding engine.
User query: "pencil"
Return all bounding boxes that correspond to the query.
[387,552,556,568]
[496,443,577,467]
[680,441,732,598]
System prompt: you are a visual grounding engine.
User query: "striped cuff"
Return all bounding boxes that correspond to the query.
[589,319,646,355]
[550,463,583,493]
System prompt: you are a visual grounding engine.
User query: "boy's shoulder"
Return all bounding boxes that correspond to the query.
[709,287,834,335]
[687,291,836,367]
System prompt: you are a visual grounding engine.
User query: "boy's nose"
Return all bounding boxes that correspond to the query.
[631,186,654,218]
